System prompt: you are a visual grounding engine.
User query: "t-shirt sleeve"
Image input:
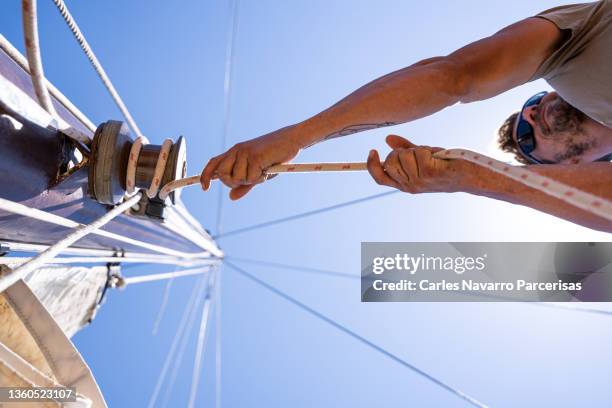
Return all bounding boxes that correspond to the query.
[529,1,606,80]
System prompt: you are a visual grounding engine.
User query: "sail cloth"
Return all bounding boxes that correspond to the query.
[21,265,109,337]
[0,265,107,407]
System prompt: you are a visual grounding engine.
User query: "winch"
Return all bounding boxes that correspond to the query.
[88,120,186,219]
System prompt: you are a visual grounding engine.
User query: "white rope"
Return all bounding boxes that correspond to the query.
[21,0,57,117]
[434,149,612,222]
[0,196,213,259]
[50,0,145,139]
[123,265,212,285]
[159,149,612,222]
[188,271,216,408]
[0,193,141,292]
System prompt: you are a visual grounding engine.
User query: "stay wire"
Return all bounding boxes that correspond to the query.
[213,190,399,239]
[50,0,144,139]
[225,261,488,408]
[226,256,359,280]
[215,0,241,237]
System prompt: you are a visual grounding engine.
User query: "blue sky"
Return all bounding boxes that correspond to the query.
[2,1,611,407]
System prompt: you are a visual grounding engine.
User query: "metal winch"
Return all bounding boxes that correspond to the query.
[88,120,186,218]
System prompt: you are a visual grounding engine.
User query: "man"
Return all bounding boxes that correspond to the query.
[201,1,612,232]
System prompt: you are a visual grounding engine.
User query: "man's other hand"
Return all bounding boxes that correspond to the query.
[367,135,471,193]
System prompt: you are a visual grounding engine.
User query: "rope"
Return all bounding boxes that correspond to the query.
[435,149,612,222]
[50,0,145,139]
[225,261,487,408]
[0,196,210,259]
[21,0,57,117]
[159,163,368,200]
[0,193,142,293]
[159,149,611,232]
[213,191,399,239]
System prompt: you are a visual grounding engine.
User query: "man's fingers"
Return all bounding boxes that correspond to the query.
[384,150,409,186]
[200,155,223,190]
[398,149,420,181]
[247,159,265,184]
[367,150,402,190]
[229,184,256,201]
[386,134,417,149]
[232,151,249,184]
[216,153,240,188]
[412,148,434,177]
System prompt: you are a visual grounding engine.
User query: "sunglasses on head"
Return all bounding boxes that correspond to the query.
[515,91,552,164]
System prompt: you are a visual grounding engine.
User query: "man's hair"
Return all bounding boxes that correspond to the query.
[497,111,530,164]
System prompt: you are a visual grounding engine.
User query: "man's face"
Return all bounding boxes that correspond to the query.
[513,92,598,164]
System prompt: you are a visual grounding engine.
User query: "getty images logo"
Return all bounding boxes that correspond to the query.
[371,253,488,275]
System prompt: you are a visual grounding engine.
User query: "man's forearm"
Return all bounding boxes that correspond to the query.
[463,162,612,232]
[294,58,465,147]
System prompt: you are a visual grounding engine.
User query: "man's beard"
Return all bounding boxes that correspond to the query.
[554,139,594,163]
[535,96,586,136]
[535,96,595,162]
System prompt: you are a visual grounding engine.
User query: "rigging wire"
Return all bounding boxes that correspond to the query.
[213,190,398,239]
[211,3,241,405]
[225,261,487,408]
[214,266,222,408]
[147,275,207,408]
[227,256,359,280]
[0,256,217,268]
[158,275,209,408]
[152,268,177,336]
[49,0,145,139]
[0,196,218,259]
[229,257,612,316]
[188,270,217,408]
[215,0,241,237]
[123,265,213,286]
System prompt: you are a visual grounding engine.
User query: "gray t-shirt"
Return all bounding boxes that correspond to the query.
[530,1,612,129]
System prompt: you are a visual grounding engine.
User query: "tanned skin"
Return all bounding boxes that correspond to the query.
[201,17,612,232]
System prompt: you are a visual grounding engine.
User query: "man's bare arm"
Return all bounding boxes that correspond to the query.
[465,162,612,232]
[297,17,564,146]
[202,17,564,199]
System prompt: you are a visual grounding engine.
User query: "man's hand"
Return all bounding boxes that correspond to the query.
[201,125,303,200]
[367,135,472,194]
